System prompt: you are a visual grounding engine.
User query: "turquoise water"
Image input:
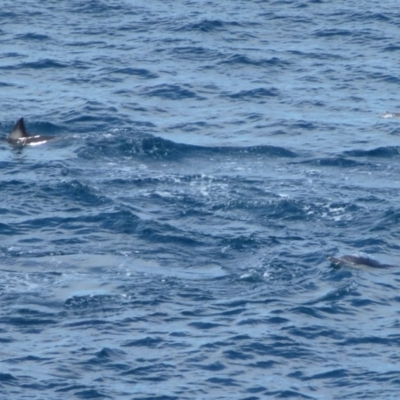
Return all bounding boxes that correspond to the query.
[1,1,400,399]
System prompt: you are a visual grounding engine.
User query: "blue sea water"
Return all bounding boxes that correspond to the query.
[2,0,400,398]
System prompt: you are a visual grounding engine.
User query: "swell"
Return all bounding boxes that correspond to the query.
[76,133,297,161]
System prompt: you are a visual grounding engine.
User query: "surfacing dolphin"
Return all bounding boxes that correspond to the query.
[380,111,400,119]
[328,255,394,269]
[8,118,55,146]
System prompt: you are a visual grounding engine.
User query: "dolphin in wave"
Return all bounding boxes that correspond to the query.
[328,255,395,269]
[8,118,55,146]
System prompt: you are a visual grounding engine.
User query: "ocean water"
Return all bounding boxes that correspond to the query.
[1,1,400,399]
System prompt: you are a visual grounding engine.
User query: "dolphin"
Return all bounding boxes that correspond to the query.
[380,111,400,119]
[328,255,394,269]
[8,118,55,146]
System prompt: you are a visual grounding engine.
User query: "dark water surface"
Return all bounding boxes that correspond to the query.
[1,1,400,399]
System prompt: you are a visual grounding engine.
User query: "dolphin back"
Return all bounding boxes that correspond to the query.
[7,117,55,145]
[328,255,394,269]
[8,118,28,141]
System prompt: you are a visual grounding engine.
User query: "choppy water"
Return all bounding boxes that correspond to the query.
[2,1,400,399]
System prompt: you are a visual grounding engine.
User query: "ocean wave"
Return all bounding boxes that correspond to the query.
[77,133,297,160]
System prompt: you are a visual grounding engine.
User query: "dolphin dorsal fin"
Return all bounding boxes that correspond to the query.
[9,118,29,140]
